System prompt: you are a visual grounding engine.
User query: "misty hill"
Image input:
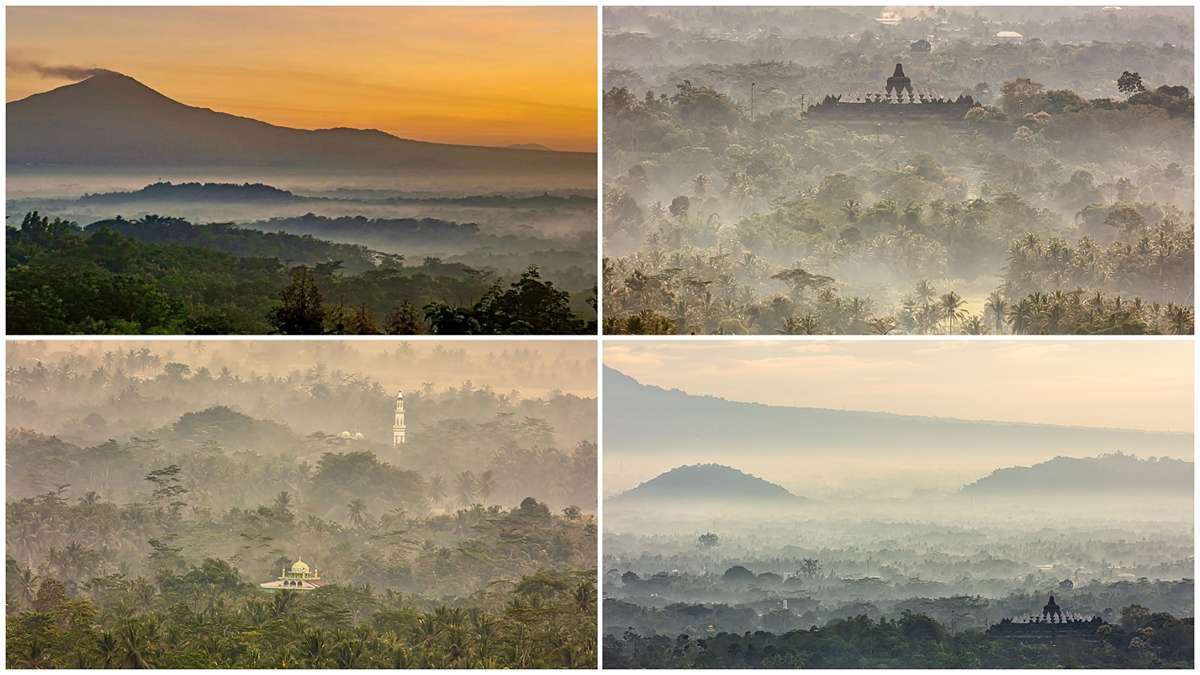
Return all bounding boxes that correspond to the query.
[7,71,595,172]
[245,213,482,249]
[604,368,1194,461]
[961,453,1194,497]
[83,215,393,273]
[242,213,576,258]
[78,181,309,204]
[608,463,804,506]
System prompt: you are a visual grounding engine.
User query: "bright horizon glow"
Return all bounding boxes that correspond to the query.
[605,340,1194,435]
[7,6,597,152]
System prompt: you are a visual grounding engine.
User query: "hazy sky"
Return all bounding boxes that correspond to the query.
[7,6,596,151]
[605,340,1194,433]
[13,340,597,398]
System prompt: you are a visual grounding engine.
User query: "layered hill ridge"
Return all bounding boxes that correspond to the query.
[603,367,1194,461]
[7,71,594,171]
[608,463,804,506]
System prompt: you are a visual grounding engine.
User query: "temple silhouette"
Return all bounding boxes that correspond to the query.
[987,595,1105,643]
[805,63,978,124]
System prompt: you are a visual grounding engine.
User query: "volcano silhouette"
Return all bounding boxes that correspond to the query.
[7,71,593,171]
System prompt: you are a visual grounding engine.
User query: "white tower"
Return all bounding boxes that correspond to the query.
[392,391,407,447]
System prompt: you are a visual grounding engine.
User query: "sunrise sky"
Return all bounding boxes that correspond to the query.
[606,340,1195,434]
[7,6,596,151]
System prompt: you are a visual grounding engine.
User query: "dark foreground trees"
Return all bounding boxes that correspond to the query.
[7,213,594,335]
[6,563,597,668]
[604,608,1193,668]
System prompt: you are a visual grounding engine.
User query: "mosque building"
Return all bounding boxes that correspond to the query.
[260,558,325,591]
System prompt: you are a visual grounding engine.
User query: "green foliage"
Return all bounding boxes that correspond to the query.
[7,214,592,335]
[424,267,588,335]
[6,561,596,668]
[270,267,326,334]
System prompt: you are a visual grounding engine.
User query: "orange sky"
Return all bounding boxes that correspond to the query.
[7,6,596,151]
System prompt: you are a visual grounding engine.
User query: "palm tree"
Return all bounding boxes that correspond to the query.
[476,471,496,505]
[117,615,155,669]
[984,290,1008,334]
[13,564,38,608]
[866,317,896,335]
[300,629,328,668]
[427,476,448,510]
[962,315,987,334]
[272,491,293,520]
[779,314,820,335]
[96,631,120,668]
[914,279,936,310]
[346,499,368,528]
[939,291,966,333]
[455,471,478,507]
[1007,299,1034,334]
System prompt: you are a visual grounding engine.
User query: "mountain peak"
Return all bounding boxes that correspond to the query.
[12,69,177,108]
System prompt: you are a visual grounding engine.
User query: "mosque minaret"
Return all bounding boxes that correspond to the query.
[392,390,407,447]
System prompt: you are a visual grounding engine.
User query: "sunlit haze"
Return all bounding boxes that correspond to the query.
[605,340,1193,434]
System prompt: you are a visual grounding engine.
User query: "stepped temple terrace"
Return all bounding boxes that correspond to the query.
[805,63,979,124]
[987,595,1105,643]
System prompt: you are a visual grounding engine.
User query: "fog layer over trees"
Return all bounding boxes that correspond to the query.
[603,6,1193,335]
[602,341,1193,667]
[6,341,597,668]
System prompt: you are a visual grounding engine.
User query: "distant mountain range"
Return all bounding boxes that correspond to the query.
[608,463,804,506]
[603,367,1194,462]
[62,180,595,209]
[79,181,306,204]
[962,453,1194,497]
[7,71,595,172]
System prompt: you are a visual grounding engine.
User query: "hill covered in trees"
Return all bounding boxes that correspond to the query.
[608,463,803,506]
[961,453,1194,497]
[79,181,306,204]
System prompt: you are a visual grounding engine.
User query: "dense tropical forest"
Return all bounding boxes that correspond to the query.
[8,200,595,335]
[6,342,598,668]
[602,6,1194,334]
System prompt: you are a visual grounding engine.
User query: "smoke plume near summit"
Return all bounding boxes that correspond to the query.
[8,59,115,80]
